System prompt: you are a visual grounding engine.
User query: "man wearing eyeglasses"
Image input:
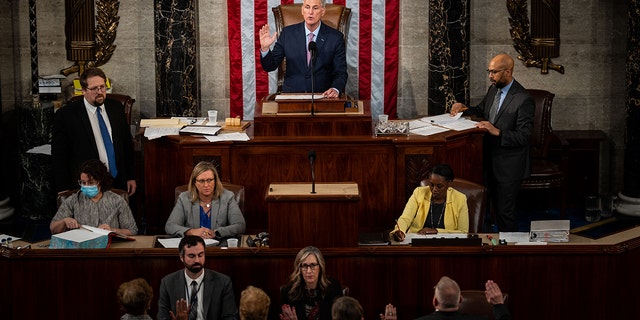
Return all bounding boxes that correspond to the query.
[52,67,136,196]
[450,53,535,232]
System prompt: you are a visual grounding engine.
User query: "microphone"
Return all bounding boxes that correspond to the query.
[308,150,316,194]
[308,41,317,116]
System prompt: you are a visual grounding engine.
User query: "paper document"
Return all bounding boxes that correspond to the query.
[172,117,207,125]
[26,144,52,155]
[144,127,181,140]
[417,114,478,131]
[499,232,531,243]
[140,118,181,127]
[158,238,219,248]
[204,132,251,142]
[275,94,326,100]
[410,124,450,136]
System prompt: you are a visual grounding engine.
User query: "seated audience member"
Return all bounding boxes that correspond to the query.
[390,164,469,241]
[332,296,364,320]
[414,276,511,320]
[239,286,271,320]
[280,246,343,320]
[157,235,238,320]
[117,278,156,320]
[165,161,246,242]
[50,159,138,235]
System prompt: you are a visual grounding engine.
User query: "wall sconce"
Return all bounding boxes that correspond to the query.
[507,0,564,74]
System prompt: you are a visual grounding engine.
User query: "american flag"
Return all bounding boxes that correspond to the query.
[228,0,399,120]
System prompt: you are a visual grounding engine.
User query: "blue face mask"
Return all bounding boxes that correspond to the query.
[81,185,100,198]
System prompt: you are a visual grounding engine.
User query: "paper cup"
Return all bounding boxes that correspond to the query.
[227,238,238,248]
[208,110,218,124]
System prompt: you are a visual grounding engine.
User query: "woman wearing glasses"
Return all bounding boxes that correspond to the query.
[280,246,343,320]
[50,159,138,235]
[165,161,246,241]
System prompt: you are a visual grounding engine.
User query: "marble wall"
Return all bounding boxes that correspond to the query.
[0,0,628,194]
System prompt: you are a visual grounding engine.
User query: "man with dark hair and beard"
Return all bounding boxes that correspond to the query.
[158,235,238,320]
[450,53,534,232]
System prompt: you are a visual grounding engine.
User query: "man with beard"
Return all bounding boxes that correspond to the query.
[158,235,238,320]
[450,53,534,232]
[52,67,136,195]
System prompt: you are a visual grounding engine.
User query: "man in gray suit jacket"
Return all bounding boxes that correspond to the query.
[158,236,238,320]
[451,53,535,231]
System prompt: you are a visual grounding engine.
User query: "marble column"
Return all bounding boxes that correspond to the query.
[18,103,56,221]
[618,0,640,216]
[428,0,470,115]
[154,0,199,117]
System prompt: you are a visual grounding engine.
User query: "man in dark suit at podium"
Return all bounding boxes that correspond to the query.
[258,0,347,98]
[52,67,136,195]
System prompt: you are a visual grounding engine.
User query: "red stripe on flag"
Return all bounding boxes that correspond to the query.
[384,0,399,118]
[228,1,243,118]
[358,1,372,101]
[255,0,270,107]
[332,0,346,6]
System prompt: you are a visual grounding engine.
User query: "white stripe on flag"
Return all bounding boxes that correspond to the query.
[241,0,256,120]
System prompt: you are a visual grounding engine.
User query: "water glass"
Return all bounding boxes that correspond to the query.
[600,195,618,218]
[584,195,601,223]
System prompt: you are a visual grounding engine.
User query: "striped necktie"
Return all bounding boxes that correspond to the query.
[488,89,502,123]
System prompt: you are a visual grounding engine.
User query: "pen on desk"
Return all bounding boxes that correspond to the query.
[487,235,498,246]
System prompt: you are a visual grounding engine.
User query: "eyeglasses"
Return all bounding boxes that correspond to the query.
[86,85,107,93]
[195,178,215,185]
[299,263,319,271]
[487,69,505,75]
[78,179,97,186]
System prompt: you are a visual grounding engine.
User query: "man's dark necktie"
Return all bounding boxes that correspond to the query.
[307,33,314,65]
[96,106,118,178]
[488,88,502,123]
[189,280,198,320]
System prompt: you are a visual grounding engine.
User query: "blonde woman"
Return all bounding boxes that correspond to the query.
[165,161,246,241]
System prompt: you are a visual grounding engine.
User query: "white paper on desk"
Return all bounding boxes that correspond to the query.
[438,118,478,131]
[499,232,531,243]
[275,94,325,100]
[420,113,462,125]
[410,124,450,136]
[205,132,250,142]
[158,238,219,248]
[394,232,468,245]
[144,127,181,140]
[0,234,22,242]
[26,144,51,155]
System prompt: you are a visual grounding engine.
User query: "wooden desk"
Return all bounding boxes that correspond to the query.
[143,127,484,234]
[265,182,360,247]
[2,229,640,320]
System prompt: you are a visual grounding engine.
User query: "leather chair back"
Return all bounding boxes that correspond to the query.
[421,178,487,233]
[527,89,555,159]
[57,188,129,208]
[271,4,352,93]
[459,290,508,320]
[175,183,245,214]
[69,93,135,126]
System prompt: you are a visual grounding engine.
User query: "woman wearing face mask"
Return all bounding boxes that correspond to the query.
[50,159,138,235]
[390,164,469,241]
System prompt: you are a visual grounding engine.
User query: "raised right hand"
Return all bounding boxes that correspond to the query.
[259,24,277,52]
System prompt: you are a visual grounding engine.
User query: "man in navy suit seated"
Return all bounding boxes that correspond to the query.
[258,0,347,98]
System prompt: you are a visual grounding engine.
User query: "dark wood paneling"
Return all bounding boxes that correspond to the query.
[2,239,640,320]
[143,129,484,235]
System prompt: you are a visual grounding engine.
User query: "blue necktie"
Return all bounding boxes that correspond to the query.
[96,106,118,178]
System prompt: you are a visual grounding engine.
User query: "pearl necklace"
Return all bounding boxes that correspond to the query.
[200,200,212,208]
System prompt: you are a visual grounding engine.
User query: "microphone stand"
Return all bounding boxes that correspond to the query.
[308,41,317,117]
[309,150,316,194]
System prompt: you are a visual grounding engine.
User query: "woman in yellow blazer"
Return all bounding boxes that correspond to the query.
[391,164,469,241]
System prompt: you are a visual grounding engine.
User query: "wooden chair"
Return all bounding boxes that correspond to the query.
[57,188,129,208]
[519,89,568,215]
[271,3,352,93]
[421,178,487,233]
[69,93,135,126]
[459,290,509,320]
[174,183,245,214]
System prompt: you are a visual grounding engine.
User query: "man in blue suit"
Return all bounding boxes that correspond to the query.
[259,0,347,98]
[451,53,535,232]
